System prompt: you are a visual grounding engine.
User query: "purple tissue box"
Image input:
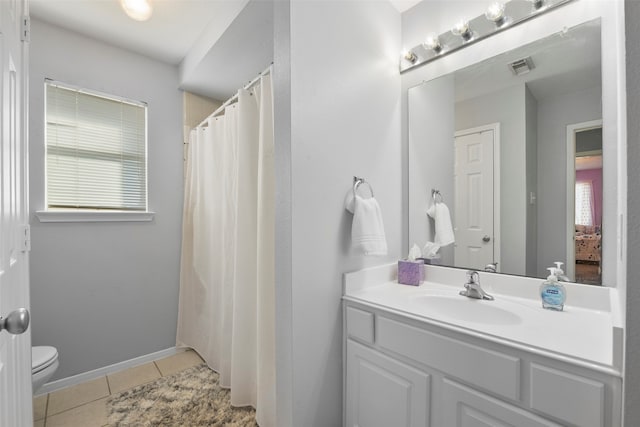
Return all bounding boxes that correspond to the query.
[397,259,424,286]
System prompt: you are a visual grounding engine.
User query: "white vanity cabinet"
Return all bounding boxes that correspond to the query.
[343,302,622,427]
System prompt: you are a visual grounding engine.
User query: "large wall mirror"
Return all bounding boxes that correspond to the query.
[408,19,605,285]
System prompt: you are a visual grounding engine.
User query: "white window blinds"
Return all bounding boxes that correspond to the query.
[45,80,148,211]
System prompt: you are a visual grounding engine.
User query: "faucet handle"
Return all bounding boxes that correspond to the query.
[484,262,498,272]
[466,270,479,283]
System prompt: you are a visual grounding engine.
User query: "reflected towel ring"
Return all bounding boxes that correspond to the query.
[432,189,443,203]
[354,176,374,198]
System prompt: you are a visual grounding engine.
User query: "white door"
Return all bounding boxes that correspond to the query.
[0,0,32,426]
[454,125,497,271]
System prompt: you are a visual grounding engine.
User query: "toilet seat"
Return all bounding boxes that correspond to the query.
[32,346,58,374]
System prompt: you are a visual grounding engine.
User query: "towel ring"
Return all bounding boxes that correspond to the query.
[432,189,443,203]
[354,176,374,198]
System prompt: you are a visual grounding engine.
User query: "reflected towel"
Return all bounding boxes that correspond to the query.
[352,195,388,256]
[426,202,455,247]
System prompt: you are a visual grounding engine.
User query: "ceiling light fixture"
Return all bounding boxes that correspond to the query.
[120,0,153,22]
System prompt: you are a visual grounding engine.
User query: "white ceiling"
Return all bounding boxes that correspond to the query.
[389,0,422,13]
[30,0,408,100]
[29,0,248,65]
[30,0,411,66]
[178,0,273,100]
[576,156,602,171]
[29,0,411,100]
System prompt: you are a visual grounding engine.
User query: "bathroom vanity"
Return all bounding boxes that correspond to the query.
[342,264,623,427]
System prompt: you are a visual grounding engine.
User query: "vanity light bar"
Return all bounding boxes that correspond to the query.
[400,0,574,73]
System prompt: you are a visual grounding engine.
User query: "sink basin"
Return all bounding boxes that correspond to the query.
[412,295,523,325]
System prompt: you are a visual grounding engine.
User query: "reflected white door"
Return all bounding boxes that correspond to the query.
[454,125,496,270]
[0,0,32,425]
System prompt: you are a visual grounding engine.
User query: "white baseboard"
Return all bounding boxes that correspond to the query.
[35,346,187,396]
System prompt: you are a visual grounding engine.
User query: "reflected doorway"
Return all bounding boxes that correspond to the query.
[453,123,501,271]
[566,120,603,285]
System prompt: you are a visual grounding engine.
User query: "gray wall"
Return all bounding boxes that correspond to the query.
[536,86,602,277]
[29,20,183,380]
[625,1,640,424]
[456,85,527,275]
[283,2,401,425]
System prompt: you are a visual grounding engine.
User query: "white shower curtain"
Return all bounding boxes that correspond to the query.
[177,73,275,427]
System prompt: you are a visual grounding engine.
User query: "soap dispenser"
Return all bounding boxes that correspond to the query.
[553,261,569,282]
[540,267,566,311]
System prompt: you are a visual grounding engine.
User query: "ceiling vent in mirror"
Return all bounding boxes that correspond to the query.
[509,57,535,76]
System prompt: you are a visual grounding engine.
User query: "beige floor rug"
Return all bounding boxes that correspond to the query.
[107,363,258,426]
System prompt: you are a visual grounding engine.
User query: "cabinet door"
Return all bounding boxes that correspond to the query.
[346,340,430,427]
[441,379,562,427]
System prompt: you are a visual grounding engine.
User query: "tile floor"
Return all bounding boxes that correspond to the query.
[33,350,204,427]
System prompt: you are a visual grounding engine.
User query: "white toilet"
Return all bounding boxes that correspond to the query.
[32,346,59,393]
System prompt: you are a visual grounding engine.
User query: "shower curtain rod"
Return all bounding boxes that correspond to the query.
[197,64,273,128]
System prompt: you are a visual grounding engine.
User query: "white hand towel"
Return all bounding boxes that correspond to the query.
[426,202,455,247]
[352,195,388,256]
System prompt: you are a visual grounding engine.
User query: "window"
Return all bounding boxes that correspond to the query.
[44,80,148,213]
[575,181,594,226]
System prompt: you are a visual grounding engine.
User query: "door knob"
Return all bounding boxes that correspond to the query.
[0,308,29,335]
[482,235,491,242]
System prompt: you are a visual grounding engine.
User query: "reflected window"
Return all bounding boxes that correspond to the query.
[575,181,595,226]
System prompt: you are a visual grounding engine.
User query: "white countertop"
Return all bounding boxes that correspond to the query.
[343,263,623,376]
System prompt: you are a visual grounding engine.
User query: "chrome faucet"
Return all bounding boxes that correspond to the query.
[460,270,494,300]
[484,262,498,273]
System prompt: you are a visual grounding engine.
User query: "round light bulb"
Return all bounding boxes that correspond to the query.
[451,20,472,41]
[403,50,418,63]
[423,34,442,52]
[485,2,506,23]
[120,0,153,21]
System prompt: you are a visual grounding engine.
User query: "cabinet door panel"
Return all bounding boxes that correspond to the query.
[459,405,512,427]
[530,363,604,427]
[346,340,430,427]
[377,316,520,400]
[442,379,562,427]
[346,306,375,344]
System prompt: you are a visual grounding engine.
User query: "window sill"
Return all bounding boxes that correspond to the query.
[35,210,155,223]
